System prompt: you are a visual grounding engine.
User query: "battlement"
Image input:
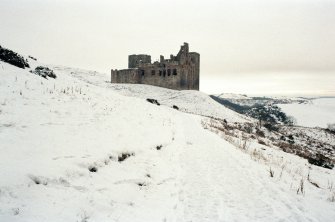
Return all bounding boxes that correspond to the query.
[111,43,200,90]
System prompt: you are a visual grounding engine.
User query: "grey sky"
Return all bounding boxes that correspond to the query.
[1,0,335,95]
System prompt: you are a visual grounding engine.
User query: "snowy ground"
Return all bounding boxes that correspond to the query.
[278,98,335,128]
[0,62,335,222]
[52,66,249,123]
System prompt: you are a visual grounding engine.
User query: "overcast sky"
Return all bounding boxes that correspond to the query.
[1,0,335,96]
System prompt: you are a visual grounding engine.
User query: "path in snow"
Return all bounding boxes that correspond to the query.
[173,115,334,222]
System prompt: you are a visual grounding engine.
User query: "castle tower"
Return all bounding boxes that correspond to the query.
[128,54,151,68]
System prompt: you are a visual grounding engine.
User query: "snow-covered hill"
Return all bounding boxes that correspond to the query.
[1,62,335,222]
[51,66,250,123]
[214,93,250,100]
[212,93,310,107]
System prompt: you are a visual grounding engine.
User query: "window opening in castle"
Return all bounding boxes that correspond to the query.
[173,69,177,75]
[167,69,171,76]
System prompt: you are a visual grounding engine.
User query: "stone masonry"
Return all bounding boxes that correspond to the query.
[111,43,200,90]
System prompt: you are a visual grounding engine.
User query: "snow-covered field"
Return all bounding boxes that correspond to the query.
[0,62,335,221]
[278,98,335,128]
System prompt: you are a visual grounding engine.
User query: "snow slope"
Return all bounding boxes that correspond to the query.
[51,66,250,123]
[278,98,335,128]
[0,63,334,221]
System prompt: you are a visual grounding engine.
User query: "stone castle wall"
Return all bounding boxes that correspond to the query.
[111,43,200,90]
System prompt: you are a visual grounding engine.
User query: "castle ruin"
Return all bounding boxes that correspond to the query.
[111,43,200,90]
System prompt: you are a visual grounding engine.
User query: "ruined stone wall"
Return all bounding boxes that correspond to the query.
[111,43,200,90]
[128,54,151,68]
[140,63,183,90]
[111,69,139,84]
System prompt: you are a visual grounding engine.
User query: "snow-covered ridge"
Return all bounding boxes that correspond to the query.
[214,93,250,100]
[212,92,311,107]
[1,62,335,222]
[52,65,250,123]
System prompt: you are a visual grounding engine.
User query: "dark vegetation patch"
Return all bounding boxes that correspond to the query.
[156,145,163,150]
[118,152,134,162]
[210,96,249,113]
[137,182,146,187]
[210,95,294,126]
[325,128,335,135]
[88,166,98,173]
[245,105,294,126]
[0,45,29,69]
[258,139,266,145]
[31,66,57,79]
[287,135,295,144]
[308,154,334,169]
[263,123,279,132]
[275,141,334,169]
[172,105,179,110]
[146,98,160,106]
[256,129,265,137]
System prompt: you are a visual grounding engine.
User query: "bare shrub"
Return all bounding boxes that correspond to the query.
[297,178,305,195]
[327,181,334,192]
[307,172,320,188]
[269,167,274,177]
[328,192,335,202]
[309,180,320,188]
[242,123,254,134]
[251,149,267,162]
[279,164,286,179]
[238,137,250,151]
[79,211,90,222]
